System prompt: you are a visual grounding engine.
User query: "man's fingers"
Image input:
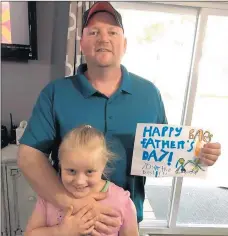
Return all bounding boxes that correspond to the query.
[202,142,221,157]
[100,206,120,217]
[200,156,216,166]
[94,221,117,235]
[83,218,96,230]
[204,142,221,150]
[201,147,221,156]
[98,213,121,228]
[91,229,101,236]
[201,153,218,162]
[81,225,95,236]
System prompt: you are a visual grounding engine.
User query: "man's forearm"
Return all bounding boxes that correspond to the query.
[18,144,72,210]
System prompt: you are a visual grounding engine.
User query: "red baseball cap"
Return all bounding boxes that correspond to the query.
[82,1,124,32]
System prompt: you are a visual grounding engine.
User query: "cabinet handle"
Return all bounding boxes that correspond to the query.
[10,169,20,177]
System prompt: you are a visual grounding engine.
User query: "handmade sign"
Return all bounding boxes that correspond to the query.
[131,123,213,178]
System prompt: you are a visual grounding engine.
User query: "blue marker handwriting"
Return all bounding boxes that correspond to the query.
[143,125,182,138]
[142,163,171,177]
[140,125,196,166]
[141,138,194,151]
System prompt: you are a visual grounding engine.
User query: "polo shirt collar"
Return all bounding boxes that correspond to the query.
[120,64,132,94]
[76,64,132,98]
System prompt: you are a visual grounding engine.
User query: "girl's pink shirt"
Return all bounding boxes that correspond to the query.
[34,182,137,235]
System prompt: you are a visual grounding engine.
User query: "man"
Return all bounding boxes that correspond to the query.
[18,1,221,235]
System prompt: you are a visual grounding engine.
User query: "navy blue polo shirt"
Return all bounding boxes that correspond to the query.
[20,64,167,222]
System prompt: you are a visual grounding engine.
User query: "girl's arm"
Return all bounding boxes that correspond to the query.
[24,212,62,236]
[24,197,63,236]
[25,199,95,236]
[119,198,139,236]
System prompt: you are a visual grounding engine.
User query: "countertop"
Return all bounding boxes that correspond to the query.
[1,144,18,163]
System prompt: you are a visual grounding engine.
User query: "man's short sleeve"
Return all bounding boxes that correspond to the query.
[157,90,168,124]
[20,84,56,155]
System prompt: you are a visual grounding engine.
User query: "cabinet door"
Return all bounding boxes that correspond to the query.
[1,165,10,236]
[6,165,37,236]
[1,189,7,236]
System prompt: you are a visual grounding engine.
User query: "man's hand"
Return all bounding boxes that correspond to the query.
[69,192,121,235]
[92,205,121,235]
[200,142,221,166]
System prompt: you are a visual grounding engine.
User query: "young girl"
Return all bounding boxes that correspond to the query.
[25,125,139,236]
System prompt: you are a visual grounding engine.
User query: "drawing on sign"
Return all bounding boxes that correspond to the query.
[175,128,213,175]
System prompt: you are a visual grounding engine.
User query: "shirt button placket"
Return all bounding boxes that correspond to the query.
[106,100,114,132]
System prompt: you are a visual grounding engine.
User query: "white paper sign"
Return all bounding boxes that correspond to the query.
[131,123,213,178]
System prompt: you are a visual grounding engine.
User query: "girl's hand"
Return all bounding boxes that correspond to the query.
[69,192,121,234]
[59,205,96,236]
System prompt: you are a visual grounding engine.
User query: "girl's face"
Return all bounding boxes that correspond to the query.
[60,148,106,199]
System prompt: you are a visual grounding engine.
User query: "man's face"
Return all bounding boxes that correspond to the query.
[80,12,127,68]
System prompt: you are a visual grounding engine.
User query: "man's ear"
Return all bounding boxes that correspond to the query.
[58,160,62,176]
[80,38,84,54]
[124,37,127,54]
[80,34,86,56]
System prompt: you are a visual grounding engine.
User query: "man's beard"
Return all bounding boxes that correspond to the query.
[85,56,116,68]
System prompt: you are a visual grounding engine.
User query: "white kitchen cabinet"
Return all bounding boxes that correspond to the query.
[1,145,37,236]
[1,164,10,236]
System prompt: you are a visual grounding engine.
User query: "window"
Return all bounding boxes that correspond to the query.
[112,2,228,235]
[178,11,228,226]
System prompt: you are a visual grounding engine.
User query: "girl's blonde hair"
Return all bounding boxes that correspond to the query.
[58,125,115,177]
